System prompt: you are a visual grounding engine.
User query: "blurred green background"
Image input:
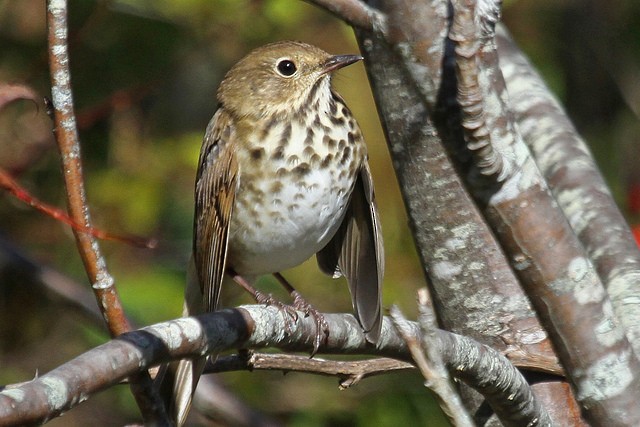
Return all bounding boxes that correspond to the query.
[0,0,639,425]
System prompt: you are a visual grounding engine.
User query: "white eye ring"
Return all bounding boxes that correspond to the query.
[275,58,297,77]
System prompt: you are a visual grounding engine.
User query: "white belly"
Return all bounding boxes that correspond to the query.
[227,112,361,275]
[229,169,352,274]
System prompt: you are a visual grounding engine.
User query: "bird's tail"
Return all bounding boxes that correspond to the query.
[158,355,207,426]
[158,258,206,426]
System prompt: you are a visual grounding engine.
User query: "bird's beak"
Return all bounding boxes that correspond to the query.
[321,54,363,75]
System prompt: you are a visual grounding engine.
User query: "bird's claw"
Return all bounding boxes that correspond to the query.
[291,291,329,356]
[254,290,298,333]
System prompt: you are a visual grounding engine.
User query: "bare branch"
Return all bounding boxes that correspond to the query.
[304,0,387,34]
[45,1,166,423]
[207,352,413,388]
[448,4,640,424]
[45,0,129,339]
[0,304,562,425]
[497,25,640,355]
[0,308,405,425]
[392,300,474,427]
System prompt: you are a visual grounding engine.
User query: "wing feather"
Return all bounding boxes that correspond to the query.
[317,161,384,342]
[193,108,238,314]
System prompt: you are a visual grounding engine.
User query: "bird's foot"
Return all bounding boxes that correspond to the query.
[290,290,330,356]
[253,290,299,333]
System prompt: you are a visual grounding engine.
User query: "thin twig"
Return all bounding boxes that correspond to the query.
[207,351,414,389]
[45,1,168,424]
[46,0,129,337]
[391,302,474,427]
[0,168,155,248]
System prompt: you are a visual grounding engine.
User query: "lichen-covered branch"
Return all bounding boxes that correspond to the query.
[0,304,565,425]
[449,3,640,425]
[392,299,552,427]
[304,0,387,34]
[0,308,403,425]
[497,26,640,355]
[351,1,572,422]
[392,300,475,427]
[45,1,167,423]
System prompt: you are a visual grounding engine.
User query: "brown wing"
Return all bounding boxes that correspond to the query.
[193,108,238,313]
[317,161,384,343]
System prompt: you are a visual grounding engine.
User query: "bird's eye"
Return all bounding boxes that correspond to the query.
[276,59,297,77]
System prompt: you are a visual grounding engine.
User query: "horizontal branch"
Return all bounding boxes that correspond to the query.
[208,352,414,389]
[0,304,562,425]
[0,307,406,425]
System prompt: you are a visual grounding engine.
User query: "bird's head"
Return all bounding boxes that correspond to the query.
[217,41,362,119]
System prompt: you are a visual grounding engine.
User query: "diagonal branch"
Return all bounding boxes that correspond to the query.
[46,0,128,338]
[304,0,387,34]
[392,299,475,427]
[449,3,640,424]
[45,1,167,424]
[497,26,640,354]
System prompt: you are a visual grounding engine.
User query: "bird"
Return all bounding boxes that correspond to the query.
[162,40,384,426]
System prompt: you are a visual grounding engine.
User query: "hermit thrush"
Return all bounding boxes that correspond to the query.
[164,41,384,425]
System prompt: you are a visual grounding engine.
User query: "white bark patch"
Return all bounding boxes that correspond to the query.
[557,187,598,236]
[467,261,484,271]
[51,43,66,59]
[607,271,640,346]
[42,376,68,410]
[1,388,25,402]
[516,326,548,345]
[244,305,288,343]
[569,257,605,305]
[50,86,70,114]
[576,351,634,402]
[432,260,462,281]
[594,301,626,347]
[450,223,475,240]
[92,271,114,290]
[489,158,541,204]
[48,0,65,12]
[151,318,204,351]
[444,237,466,251]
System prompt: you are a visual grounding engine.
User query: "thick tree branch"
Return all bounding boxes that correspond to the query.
[352,4,567,420]
[497,26,640,355]
[0,305,560,425]
[450,4,640,424]
[304,0,387,34]
[0,308,400,425]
